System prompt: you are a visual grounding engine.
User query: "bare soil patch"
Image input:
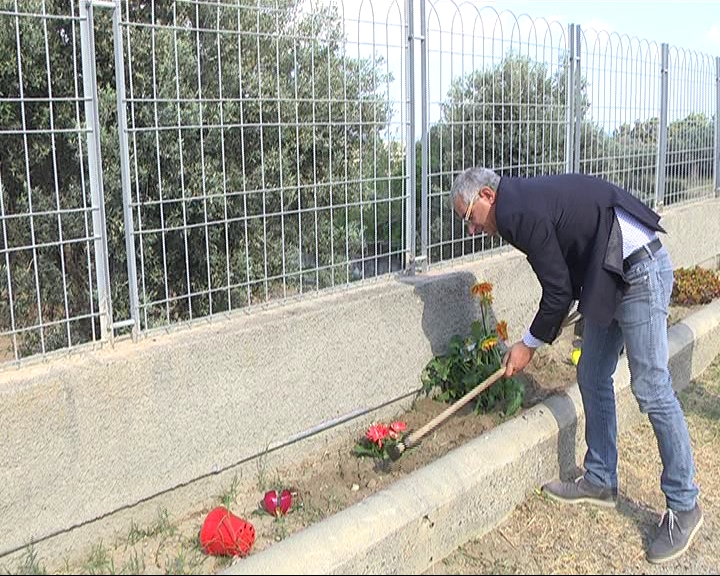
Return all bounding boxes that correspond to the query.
[0,305,702,575]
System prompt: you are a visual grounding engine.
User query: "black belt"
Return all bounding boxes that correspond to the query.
[623,238,662,272]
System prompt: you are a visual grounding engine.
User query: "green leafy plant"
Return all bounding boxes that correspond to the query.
[353,421,407,460]
[421,282,525,416]
[672,266,720,305]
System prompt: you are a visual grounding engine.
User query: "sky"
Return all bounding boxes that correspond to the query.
[490,1,720,56]
[336,0,720,135]
[340,0,720,56]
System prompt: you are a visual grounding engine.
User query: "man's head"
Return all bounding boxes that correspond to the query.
[450,167,500,236]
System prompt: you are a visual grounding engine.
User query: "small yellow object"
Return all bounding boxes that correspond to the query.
[571,348,582,366]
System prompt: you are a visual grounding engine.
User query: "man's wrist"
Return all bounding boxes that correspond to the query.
[522,330,544,349]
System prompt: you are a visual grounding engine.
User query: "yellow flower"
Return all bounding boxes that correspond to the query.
[481,336,498,351]
[496,320,508,342]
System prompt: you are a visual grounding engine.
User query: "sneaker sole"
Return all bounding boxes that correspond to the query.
[646,515,704,564]
[542,490,617,509]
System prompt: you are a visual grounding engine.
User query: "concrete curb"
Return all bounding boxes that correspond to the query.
[222,300,720,575]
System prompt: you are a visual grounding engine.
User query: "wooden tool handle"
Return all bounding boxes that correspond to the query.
[401,308,581,451]
[405,366,506,447]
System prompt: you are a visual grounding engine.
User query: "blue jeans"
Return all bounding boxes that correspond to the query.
[577,247,699,511]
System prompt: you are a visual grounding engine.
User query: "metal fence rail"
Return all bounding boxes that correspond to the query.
[0,0,718,367]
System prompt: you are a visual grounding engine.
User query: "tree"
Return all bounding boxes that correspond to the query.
[0,0,396,356]
[425,53,579,263]
[664,112,714,203]
[609,113,715,205]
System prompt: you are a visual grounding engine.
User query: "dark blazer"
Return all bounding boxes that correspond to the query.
[495,173,665,343]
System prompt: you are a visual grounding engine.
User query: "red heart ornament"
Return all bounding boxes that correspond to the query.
[263,489,293,516]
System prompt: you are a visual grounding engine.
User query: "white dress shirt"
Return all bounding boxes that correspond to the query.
[521,207,658,348]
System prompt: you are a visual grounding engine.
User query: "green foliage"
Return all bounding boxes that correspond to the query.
[352,437,399,461]
[216,475,241,510]
[608,113,715,205]
[126,508,176,546]
[438,53,572,174]
[1,544,47,575]
[667,113,714,181]
[0,0,401,356]
[425,53,578,263]
[420,282,524,417]
[671,266,720,305]
[83,541,114,574]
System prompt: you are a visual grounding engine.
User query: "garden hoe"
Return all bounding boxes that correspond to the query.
[387,308,581,461]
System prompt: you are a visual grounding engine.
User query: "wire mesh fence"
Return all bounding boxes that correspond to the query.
[421,4,718,266]
[119,0,408,330]
[0,0,100,363]
[423,4,572,264]
[0,0,718,366]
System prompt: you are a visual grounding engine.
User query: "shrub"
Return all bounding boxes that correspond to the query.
[420,282,524,417]
[671,266,720,305]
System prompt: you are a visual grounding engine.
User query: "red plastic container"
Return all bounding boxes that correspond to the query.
[199,507,256,557]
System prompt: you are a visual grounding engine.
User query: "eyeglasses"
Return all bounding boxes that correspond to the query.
[463,192,478,222]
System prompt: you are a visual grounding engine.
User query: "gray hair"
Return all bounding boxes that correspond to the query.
[450,167,501,205]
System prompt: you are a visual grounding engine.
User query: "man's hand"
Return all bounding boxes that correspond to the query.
[502,340,536,377]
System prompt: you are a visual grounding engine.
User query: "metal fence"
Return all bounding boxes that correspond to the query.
[0,0,718,366]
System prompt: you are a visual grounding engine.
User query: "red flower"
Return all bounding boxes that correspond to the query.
[366,423,390,447]
[262,489,293,517]
[388,421,407,439]
[354,421,409,460]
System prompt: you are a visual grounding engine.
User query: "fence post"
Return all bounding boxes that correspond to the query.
[655,43,669,208]
[564,24,576,174]
[418,0,428,272]
[112,0,141,338]
[404,0,417,273]
[573,25,582,173]
[79,0,113,341]
[715,56,720,195]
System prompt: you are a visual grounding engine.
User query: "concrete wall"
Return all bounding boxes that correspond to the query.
[1,197,719,560]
